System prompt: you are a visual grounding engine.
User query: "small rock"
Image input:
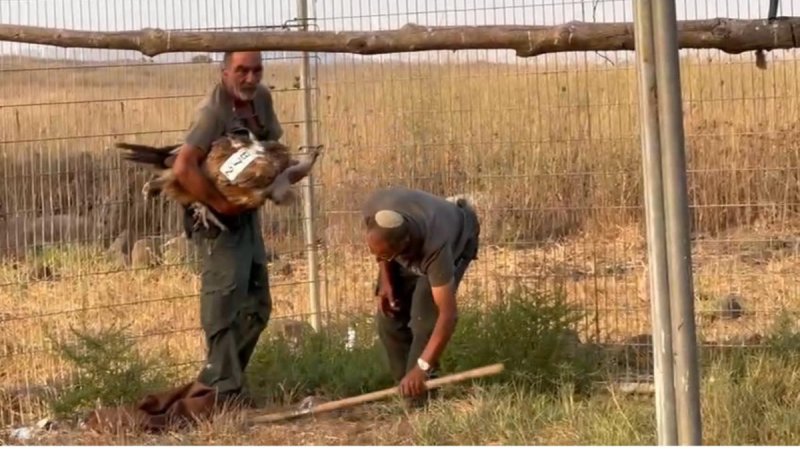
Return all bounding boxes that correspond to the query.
[162,235,193,265]
[297,395,327,411]
[10,427,32,440]
[36,417,54,430]
[106,230,132,267]
[130,239,155,269]
[107,229,132,255]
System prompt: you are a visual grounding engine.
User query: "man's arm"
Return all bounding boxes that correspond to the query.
[397,246,458,397]
[376,258,401,317]
[420,279,458,366]
[418,247,459,367]
[173,144,244,216]
[172,106,245,216]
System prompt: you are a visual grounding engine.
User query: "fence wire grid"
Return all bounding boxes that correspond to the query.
[1,0,800,427]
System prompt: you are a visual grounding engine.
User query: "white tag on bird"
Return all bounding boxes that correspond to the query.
[220,148,259,182]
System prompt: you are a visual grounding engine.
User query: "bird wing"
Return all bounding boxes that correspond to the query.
[233,141,294,189]
[231,157,281,189]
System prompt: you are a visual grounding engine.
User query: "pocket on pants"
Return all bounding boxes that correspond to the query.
[199,247,241,335]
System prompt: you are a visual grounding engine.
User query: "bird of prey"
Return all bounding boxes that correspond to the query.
[114,128,321,232]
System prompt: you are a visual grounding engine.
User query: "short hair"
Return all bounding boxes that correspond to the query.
[221,52,233,69]
[221,51,264,69]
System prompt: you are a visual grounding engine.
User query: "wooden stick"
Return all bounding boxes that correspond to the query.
[0,18,799,58]
[247,363,505,425]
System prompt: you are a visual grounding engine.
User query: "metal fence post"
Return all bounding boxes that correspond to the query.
[297,0,322,332]
[651,0,703,444]
[632,0,678,444]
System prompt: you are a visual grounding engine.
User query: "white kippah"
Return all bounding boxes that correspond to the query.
[374,209,404,228]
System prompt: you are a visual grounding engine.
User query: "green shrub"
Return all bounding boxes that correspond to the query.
[247,283,601,404]
[440,284,602,394]
[47,324,173,419]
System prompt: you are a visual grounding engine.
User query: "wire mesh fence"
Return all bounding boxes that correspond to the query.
[0,0,798,428]
[0,0,325,425]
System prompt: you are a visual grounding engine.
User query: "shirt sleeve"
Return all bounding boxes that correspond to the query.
[423,244,455,288]
[183,106,224,154]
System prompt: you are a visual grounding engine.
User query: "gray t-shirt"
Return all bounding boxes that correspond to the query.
[183,81,283,153]
[361,187,478,287]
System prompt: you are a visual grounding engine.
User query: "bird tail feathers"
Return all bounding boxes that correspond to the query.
[115,142,180,169]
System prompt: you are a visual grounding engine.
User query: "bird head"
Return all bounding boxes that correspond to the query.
[226,127,266,153]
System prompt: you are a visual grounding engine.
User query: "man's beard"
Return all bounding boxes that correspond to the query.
[232,85,257,101]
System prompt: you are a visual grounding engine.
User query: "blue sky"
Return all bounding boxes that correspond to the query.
[0,0,798,63]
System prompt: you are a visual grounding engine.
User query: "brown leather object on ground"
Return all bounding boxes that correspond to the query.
[81,381,220,434]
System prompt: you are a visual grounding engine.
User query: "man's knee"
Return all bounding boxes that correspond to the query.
[374,310,413,381]
[200,284,238,337]
[408,311,437,339]
[375,309,403,340]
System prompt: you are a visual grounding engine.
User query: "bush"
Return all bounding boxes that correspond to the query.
[247,283,601,404]
[246,314,394,404]
[439,284,602,394]
[47,324,174,419]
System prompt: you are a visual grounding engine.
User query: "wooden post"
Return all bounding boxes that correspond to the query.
[0,19,798,57]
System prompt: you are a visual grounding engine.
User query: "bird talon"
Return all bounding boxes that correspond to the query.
[141,181,152,201]
[191,203,228,232]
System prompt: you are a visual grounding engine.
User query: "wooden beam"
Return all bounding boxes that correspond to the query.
[0,18,798,58]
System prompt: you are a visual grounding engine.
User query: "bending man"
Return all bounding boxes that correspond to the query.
[361,187,480,404]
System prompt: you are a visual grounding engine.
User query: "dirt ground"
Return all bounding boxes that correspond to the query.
[3,403,416,446]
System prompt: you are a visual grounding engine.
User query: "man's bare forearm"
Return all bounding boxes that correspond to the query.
[378,259,393,293]
[419,283,458,366]
[173,145,240,215]
[176,165,230,211]
[420,312,457,366]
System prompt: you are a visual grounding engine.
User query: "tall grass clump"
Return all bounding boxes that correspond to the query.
[246,283,600,405]
[439,284,603,394]
[412,314,800,446]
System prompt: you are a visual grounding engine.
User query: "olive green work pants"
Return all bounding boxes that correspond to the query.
[190,211,272,396]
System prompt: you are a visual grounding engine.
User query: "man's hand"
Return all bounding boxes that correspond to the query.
[377,292,400,318]
[399,365,428,397]
[376,260,400,317]
[376,277,399,317]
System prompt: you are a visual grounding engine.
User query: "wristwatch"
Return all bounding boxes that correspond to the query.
[417,357,433,376]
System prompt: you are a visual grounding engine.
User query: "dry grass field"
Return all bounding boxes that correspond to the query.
[2,51,800,443]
